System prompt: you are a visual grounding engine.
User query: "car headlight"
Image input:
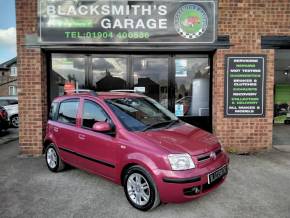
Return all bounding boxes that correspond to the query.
[168,154,195,171]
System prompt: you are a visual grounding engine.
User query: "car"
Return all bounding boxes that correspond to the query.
[0,96,19,128]
[44,91,229,211]
[0,106,9,132]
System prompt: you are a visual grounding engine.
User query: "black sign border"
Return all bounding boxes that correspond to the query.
[224,54,267,118]
[38,0,217,44]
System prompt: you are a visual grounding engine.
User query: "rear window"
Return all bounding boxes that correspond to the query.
[57,99,79,125]
[7,100,18,105]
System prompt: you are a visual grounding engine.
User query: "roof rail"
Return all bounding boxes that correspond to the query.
[66,89,97,96]
[110,89,145,94]
[110,90,137,93]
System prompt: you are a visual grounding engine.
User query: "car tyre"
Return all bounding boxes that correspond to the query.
[45,143,65,172]
[124,165,160,211]
[10,115,19,128]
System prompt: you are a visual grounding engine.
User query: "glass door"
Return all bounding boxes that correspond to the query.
[132,56,169,108]
[174,56,211,131]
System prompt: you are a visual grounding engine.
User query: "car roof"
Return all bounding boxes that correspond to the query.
[0,96,18,100]
[53,92,143,102]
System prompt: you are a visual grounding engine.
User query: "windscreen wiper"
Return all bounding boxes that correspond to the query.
[141,121,172,132]
[165,119,180,129]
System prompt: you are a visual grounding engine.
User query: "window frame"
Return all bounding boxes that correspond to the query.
[81,99,112,131]
[56,98,80,126]
[10,67,17,77]
[49,102,59,121]
[8,86,17,96]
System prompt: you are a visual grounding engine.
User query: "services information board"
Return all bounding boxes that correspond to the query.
[38,0,217,44]
[224,55,266,117]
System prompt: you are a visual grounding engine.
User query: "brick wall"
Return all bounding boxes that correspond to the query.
[16,0,47,156]
[213,0,290,153]
[16,0,290,156]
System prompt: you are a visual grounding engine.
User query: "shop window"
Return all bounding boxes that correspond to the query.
[274,50,290,125]
[10,67,17,77]
[175,57,210,117]
[82,100,108,129]
[51,54,86,100]
[8,86,17,96]
[91,57,127,91]
[133,57,169,108]
[57,100,79,125]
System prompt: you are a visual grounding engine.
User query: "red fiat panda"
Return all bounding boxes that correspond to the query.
[44,91,229,211]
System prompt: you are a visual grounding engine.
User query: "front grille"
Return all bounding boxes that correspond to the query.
[197,149,222,162]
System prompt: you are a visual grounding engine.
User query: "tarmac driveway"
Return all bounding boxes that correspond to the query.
[0,140,290,218]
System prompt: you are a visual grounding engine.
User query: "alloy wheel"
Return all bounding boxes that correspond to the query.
[126,173,151,206]
[46,147,57,169]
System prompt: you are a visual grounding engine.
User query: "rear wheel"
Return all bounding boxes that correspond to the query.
[123,166,160,211]
[10,115,19,128]
[45,143,65,172]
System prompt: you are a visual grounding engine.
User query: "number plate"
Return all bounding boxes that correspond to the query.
[208,165,228,184]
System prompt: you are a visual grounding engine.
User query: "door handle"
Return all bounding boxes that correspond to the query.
[78,134,86,140]
[53,127,59,133]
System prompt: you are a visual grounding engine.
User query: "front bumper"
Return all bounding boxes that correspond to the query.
[153,152,229,203]
[0,120,9,130]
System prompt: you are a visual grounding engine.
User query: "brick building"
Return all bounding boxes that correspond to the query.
[0,57,18,97]
[16,0,290,156]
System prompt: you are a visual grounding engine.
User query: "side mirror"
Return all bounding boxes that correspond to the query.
[92,121,112,132]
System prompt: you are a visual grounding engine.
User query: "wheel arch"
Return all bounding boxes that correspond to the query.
[120,153,159,186]
[43,139,53,154]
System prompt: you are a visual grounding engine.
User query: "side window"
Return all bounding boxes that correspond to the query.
[57,100,79,125]
[82,100,108,129]
[7,100,18,105]
[49,102,58,120]
[0,100,8,106]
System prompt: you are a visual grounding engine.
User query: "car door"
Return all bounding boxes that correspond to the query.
[76,98,117,180]
[54,98,82,167]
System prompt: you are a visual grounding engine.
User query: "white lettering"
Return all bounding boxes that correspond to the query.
[159,19,167,29]
[142,5,151,15]
[67,6,77,16]
[101,5,110,15]
[158,5,167,16]
[147,19,157,29]
[124,19,134,29]
[101,18,111,29]
[113,19,122,28]
[135,19,146,29]
[90,5,100,15]
[78,5,88,15]
[111,5,124,15]
[47,5,56,16]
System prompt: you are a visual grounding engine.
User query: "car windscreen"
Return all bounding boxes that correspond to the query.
[105,97,178,131]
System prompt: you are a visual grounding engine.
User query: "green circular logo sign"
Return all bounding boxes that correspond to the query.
[174,4,208,40]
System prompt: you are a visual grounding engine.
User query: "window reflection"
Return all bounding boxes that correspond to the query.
[92,57,127,91]
[175,58,210,117]
[133,58,168,107]
[51,54,86,100]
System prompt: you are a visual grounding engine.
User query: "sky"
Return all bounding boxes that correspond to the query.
[0,0,16,64]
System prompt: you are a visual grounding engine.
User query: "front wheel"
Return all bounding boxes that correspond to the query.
[124,166,160,211]
[45,143,65,172]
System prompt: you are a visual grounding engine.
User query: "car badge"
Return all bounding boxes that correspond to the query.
[210,152,216,160]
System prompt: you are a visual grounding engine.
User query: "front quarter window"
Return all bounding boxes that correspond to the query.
[106,97,178,131]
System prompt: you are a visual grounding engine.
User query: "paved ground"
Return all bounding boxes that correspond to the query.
[0,128,19,144]
[0,140,290,218]
[273,125,290,152]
